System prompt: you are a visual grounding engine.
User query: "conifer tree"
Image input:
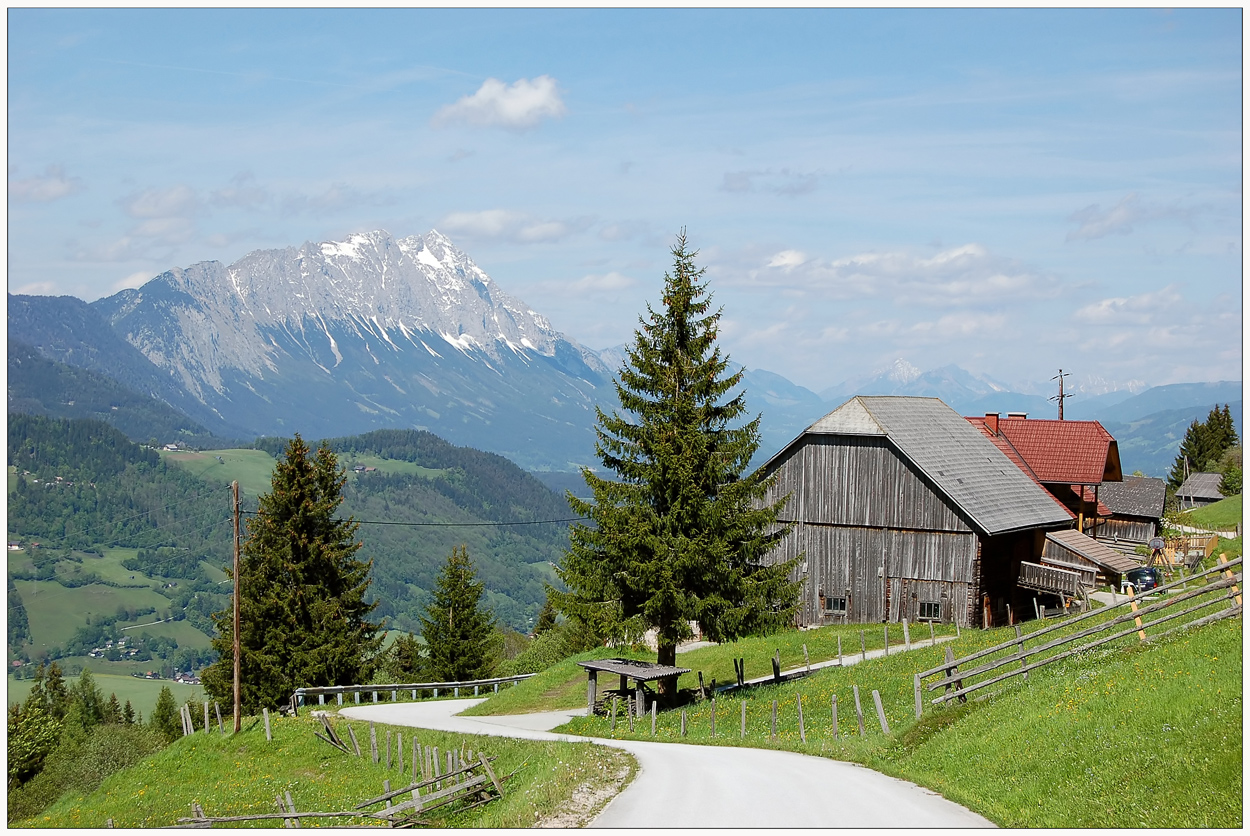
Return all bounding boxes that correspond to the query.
[532,596,558,637]
[149,685,180,743]
[202,434,382,712]
[1168,404,1241,489]
[554,232,800,695]
[420,545,494,682]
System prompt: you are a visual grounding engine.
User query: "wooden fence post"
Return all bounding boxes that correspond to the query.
[396,733,402,770]
[1128,584,1147,641]
[346,724,362,757]
[797,694,806,743]
[831,694,838,740]
[369,723,379,764]
[928,620,935,646]
[740,700,746,738]
[628,700,634,733]
[203,701,210,734]
[838,636,843,666]
[772,650,781,683]
[872,690,890,735]
[1033,596,1040,621]
[902,618,911,651]
[770,700,777,741]
[1014,624,1029,679]
[803,644,810,673]
[611,697,618,732]
[1219,554,1242,607]
[1006,603,1013,625]
[215,702,224,735]
[860,630,867,662]
[652,701,657,736]
[914,674,923,720]
[263,707,271,741]
[710,698,716,737]
[883,625,889,656]
[587,669,597,713]
[386,731,392,769]
[943,646,966,704]
[681,709,687,737]
[852,685,865,736]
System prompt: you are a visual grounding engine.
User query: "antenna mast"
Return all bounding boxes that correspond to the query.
[1050,369,1073,420]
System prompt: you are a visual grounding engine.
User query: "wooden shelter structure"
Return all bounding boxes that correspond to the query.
[577,658,690,716]
[1042,528,1140,590]
[1176,472,1225,509]
[1093,475,1166,545]
[759,397,1073,629]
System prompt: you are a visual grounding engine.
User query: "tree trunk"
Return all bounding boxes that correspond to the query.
[657,642,678,704]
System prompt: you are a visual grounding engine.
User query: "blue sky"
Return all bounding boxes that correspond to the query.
[8,8,1242,393]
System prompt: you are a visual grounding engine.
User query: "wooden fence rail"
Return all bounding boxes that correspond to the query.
[916,556,1242,710]
[292,674,535,713]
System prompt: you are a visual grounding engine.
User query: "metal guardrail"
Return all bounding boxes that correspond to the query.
[291,673,536,713]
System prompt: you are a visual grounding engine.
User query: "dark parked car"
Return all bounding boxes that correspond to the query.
[1124,566,1162,594]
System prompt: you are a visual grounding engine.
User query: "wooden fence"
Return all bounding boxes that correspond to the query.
[915,555,1242,710]
[292,673,535,713]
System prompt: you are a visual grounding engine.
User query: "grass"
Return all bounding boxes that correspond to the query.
[18,713,635,828]
[160,448,278,499]
[15,580,172,650]
[1180,494,1242,530]
[466,620,960,717]
[551,609,1241,828]
[340,453,449,480]
[7,672,205,719]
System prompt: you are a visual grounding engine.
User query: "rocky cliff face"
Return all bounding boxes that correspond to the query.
[89,230,615,470]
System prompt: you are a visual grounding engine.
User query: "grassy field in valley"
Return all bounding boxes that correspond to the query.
[7,672,205,719]
[19,713,634,828]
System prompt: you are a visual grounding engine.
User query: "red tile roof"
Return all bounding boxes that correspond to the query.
[966,416,1121,485]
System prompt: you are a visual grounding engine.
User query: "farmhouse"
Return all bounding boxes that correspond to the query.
[759,397,1073,629]
[965,413,1122,535]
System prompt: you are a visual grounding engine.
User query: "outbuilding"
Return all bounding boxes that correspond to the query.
[759,396,1074,628]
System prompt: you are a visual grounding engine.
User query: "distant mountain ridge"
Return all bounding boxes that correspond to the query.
[6,229,1240,479]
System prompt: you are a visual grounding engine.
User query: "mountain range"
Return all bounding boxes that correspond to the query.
[7,229,1242,479]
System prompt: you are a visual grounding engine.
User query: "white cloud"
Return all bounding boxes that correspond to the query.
[1073,285,1185,326]
[121,184,200,219]
[432,76,566,130]
[12,281,59,295]
[9,165,83,202]
[438,209,586,244]
[1066,193,1195,241]
[721,169,819,196]
[112,271,154,292]
[733,242,1052,308]
[211,172,269,209]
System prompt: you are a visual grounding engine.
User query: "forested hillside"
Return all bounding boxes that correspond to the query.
[8,417,574,676]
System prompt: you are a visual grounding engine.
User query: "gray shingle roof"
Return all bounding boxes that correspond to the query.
[1177,472,1225,502]
[1099,475,1166,518]
[799,396,1073,537]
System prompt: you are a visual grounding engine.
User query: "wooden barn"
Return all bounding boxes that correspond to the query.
[759,396,1074,629]
[1093,475,1166,546]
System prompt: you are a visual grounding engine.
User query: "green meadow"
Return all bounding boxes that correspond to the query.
[7,672,204,720]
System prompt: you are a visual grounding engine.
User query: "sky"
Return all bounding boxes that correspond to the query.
[7,8,1243,395]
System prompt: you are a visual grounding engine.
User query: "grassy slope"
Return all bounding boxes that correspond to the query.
[466,621,960,717]
[1182,494,1242,530]
[20,714,634,829]
[552,616,1241,828]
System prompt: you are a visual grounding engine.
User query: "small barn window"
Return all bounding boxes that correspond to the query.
[824,596,847,615]
[919,601,941,621]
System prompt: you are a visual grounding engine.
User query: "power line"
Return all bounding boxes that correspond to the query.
[239,511,588,527]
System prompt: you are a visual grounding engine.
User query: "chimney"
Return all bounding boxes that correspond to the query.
[1006,412,1028,420]
[984,413,1000,435]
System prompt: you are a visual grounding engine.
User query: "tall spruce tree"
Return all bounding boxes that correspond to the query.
[420,545,495,682]
[554,232,800,695]
[1168,404,1241,489]
[202,435,382,712]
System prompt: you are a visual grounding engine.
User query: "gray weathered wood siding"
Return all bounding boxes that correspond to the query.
[764,435,973,534]
[769,522,976,626]
[1093,517,1156,544]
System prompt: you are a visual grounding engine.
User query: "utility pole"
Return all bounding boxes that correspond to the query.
[1050,369,1072,420]
[232,480,241,733]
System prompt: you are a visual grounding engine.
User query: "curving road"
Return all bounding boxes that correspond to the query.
[340,700,993,828]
